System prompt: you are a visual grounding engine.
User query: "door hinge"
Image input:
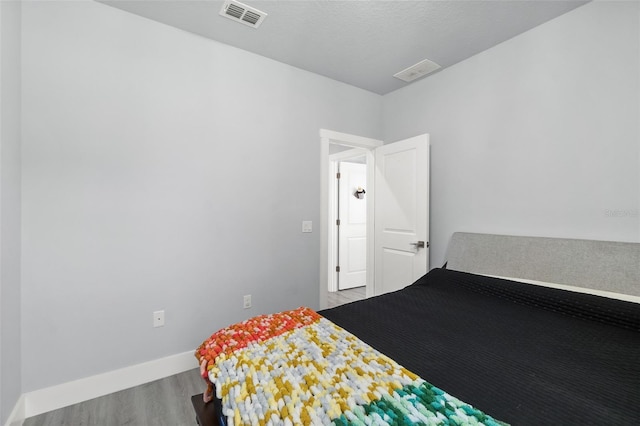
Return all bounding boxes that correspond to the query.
[427,241,430,248]
[336,172,341,179]
[336,219,341,226]
[336,266,340,272]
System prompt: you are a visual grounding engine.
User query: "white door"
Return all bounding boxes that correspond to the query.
[338,161,367,290]
[374,134,429,295]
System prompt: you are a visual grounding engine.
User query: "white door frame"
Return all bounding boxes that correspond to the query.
[319,129,382,309]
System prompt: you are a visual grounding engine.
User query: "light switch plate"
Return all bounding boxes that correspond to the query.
[302,221,312,233]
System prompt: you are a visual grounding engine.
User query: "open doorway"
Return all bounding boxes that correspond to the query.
[320,130,430,310]
[335,155,367,290]
[328,151,367,308]
[319,130,382,309]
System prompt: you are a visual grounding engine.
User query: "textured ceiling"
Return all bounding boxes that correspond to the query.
[99,0,588,95]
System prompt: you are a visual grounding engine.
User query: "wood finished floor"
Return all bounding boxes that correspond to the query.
[23,368,204,426]
[327,285,366,308]
[24,288,366,425]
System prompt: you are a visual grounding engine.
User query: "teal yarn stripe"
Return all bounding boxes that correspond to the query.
[331,382,508,426]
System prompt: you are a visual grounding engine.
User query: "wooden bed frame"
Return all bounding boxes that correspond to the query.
[191,232,640,425]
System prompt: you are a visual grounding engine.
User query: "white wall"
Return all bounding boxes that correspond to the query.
[17,0,640,400]
[20,0,381,392]
[383,1,640,268]
[0,0,23,423]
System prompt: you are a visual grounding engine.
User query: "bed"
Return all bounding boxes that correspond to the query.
[192,232,640,425]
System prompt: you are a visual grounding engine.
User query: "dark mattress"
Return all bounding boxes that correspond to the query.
[319,268,640,425]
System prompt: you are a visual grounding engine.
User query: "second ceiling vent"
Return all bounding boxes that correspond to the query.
[220,0,268,29]
[393,58,441,83]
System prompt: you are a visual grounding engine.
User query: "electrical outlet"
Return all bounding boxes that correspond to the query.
[243,295,252,309]
[302,221,312,233]
[153,310,165,327]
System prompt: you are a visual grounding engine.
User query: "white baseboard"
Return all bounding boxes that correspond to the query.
[21,350,196,420]
[4,394,25,426]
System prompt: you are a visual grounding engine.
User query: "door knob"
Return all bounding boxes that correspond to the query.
[410,241,426,249]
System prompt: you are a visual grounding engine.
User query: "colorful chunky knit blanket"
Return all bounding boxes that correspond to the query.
[196,307,505,426]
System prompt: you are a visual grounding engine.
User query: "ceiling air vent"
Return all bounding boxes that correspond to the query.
[220,0,268,29]
[393,58,441,82]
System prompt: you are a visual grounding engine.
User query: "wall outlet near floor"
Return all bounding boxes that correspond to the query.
[153,310,165,327]
[243,294,252,309]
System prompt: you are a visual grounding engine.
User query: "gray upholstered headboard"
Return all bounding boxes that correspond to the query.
[446,232,640,297]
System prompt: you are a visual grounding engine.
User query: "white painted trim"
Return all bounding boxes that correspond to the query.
[319,129,382,149]
[320,129,382,309]
[329,148,370,162]
[328,159,339,293]
[22,350,196,419]
[364,149,375,299]
[320,137,331,309]
[4,395,25,426]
